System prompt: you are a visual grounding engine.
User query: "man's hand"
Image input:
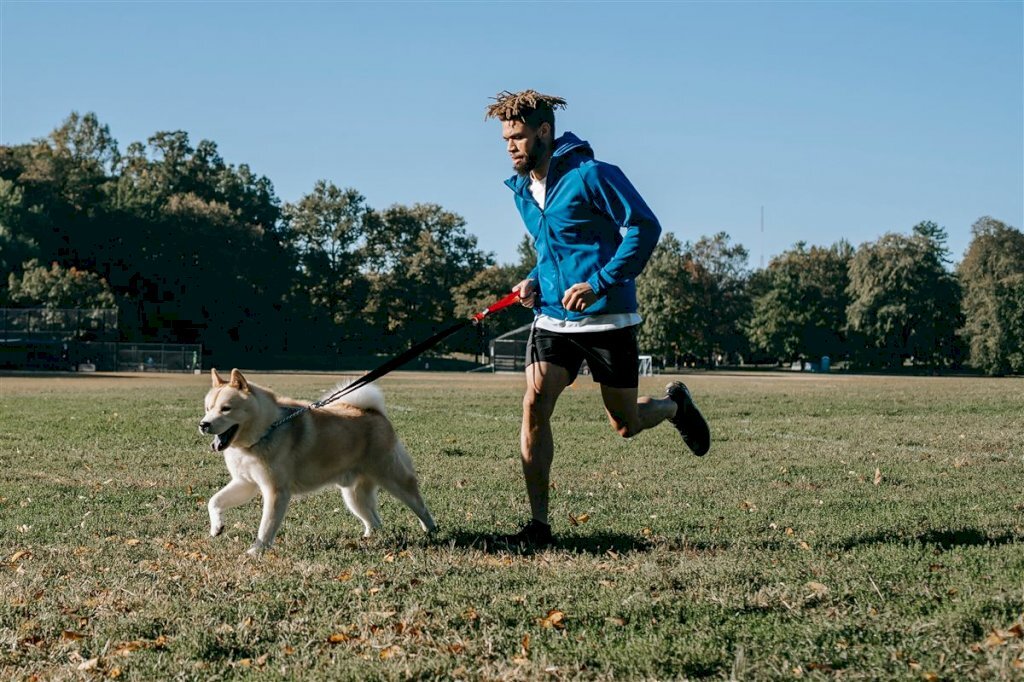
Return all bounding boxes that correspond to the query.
[562,282,597,313]
[513,278,538,308]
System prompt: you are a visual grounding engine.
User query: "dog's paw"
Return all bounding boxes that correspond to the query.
[246,541,268,556]
[210,524,224,537]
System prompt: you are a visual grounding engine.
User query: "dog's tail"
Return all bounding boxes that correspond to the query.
[329,381,387,416]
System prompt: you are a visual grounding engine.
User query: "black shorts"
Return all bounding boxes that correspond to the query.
[526,325,639,389]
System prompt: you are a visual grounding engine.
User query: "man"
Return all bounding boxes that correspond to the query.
[485,90,711,547]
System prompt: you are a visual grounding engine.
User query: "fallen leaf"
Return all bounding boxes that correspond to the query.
[282,645,296,655]
[334,571,353,582]
[379,645,400,659]
[802,577,827,593]
[984,631,1006,648]
[328,632,349,644]
[540,609,566,629]
[873,468,882,486]
[125,539,141,547]
[798,541,811,550]
[521,633,530,655]
[78,658,99,671]
[61,630,87,641]
[605,616,626,626]
[108,668,122,679]
[10,550,31,562]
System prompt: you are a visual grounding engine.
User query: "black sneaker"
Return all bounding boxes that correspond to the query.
[666,382,711,456]
[493,519,554,549]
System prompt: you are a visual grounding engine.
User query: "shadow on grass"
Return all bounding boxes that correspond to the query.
[441,529,658,556]
[839,527,1023,551]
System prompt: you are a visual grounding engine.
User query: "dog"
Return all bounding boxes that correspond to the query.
[199,368,436,554]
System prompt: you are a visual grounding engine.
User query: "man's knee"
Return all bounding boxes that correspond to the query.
[523,390,556,422]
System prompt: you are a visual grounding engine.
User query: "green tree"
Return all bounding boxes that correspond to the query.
[747,241,852,362]
[362,203,493,354]
[636,233,704,365]
[7,259,116,309]
[687,232,751,365]
[958,216,1024,375]
[846,222,961,368]
[282,182,373,347]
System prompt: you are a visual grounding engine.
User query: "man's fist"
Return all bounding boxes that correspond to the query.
[513,278,538,308]
[562,282,597,312]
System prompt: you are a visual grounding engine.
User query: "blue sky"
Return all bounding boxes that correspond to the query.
[2,1,1021,267]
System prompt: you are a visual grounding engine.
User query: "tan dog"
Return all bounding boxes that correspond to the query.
[199,369,436,554]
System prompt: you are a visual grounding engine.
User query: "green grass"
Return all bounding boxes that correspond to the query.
[1,370,1022,680]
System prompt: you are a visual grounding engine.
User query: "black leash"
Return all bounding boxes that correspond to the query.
[252,291,521,445]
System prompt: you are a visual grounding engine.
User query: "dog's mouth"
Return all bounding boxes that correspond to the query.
[211,424,240,452]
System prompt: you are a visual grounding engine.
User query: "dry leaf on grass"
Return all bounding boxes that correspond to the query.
[873,468,882,486]
[539,609,566,629]
[379,645,401,659]
[568,512,590,526]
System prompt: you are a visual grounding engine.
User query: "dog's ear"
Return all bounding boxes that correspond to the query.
[229,368,250,392]
[211,368,226,387]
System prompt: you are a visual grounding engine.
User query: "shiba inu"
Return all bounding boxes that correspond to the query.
[199,369,436,554]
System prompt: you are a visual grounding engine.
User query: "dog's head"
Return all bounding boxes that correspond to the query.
[199,368,256,452]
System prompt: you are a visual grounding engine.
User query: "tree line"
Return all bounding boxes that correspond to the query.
[1,113,1021,375]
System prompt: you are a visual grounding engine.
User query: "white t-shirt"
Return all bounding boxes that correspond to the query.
[528,173,640,333]
[529,173,546,209]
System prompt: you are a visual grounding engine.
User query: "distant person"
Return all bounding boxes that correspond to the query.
[485,90,711,547]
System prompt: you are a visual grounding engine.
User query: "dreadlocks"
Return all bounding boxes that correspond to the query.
[485,90,567,128]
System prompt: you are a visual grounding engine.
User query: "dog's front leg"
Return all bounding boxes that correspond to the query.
[249,486,291,555]
[208,479,258,537]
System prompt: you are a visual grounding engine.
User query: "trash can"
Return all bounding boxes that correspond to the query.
[820,355,831,373]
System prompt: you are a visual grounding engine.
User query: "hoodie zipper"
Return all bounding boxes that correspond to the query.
[525,166,569,321]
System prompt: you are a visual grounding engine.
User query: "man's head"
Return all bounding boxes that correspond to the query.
[486,90,567,176]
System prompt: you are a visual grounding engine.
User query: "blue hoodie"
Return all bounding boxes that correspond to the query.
[505,132,662,322]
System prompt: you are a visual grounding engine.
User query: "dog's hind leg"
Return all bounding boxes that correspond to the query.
[378,443,437,533]
[339,476,382,538]
[208,479,258,537]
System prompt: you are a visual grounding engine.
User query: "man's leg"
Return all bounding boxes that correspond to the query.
[600,385,677,438]
[521,361,571,524]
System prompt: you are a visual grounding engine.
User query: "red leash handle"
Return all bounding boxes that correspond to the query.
[473,290,521,322]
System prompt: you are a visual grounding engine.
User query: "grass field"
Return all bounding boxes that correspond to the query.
[1,370,1022,680]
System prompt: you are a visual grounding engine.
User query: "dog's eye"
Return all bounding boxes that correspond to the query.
[220,406,231,413]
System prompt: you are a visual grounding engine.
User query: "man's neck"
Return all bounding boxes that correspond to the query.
[530,155,552,182]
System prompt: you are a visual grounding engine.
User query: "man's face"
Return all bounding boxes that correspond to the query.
[502,119,550,176]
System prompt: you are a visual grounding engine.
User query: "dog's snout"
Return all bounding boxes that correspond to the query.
[199,421,212,434]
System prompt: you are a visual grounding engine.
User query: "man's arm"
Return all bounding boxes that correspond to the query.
[581,162,662,297]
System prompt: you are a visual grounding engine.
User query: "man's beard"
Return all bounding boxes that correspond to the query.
[515,136,549,177]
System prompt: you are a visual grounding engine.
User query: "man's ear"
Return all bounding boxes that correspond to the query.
[229,368,250,392]
[211,368,226,387]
